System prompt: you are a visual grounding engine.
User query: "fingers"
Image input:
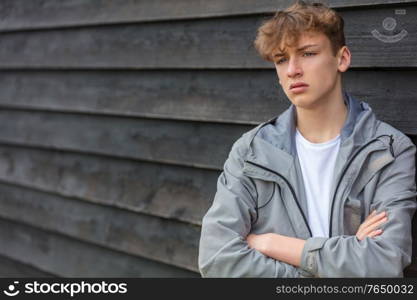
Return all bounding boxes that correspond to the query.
[361,214,388,236]
[361,210,386,229]
[357,228,384,241]
[246,234,255,247]
[366,229,383,238]
[367,209,377,219]
[356,210,388,241]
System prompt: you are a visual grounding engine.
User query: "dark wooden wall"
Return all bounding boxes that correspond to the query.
[0,0,416,277]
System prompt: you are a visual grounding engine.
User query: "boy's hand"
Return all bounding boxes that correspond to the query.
[246,233,305,266]
[355,210,388,241]
[246,210,388,258]
[246,233,273,254]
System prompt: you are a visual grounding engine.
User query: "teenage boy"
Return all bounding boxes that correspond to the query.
[198,1,417,277]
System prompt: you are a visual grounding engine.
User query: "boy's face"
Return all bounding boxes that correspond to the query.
[273,31,350,109]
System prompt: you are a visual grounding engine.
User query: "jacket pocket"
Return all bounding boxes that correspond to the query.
[343,196,362,235]
[350,151,394,197]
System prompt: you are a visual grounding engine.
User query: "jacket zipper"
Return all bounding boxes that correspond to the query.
[245,134,394,239]
[328,134,394,236]
[244,160,313,237]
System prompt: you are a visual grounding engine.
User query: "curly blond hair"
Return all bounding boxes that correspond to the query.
[254,1,345,61]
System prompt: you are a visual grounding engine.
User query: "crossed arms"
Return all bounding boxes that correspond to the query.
[198,135,416,277]
[246,210,388,268]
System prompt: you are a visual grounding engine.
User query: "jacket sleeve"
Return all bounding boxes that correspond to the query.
[299,135,417,277]
[198,138,312,277]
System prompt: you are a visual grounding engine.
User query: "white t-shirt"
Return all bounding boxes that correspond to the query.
[295,128,341,238]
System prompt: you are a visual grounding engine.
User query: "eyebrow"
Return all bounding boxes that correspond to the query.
[274,44,320,57]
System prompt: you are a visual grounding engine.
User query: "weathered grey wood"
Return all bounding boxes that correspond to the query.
[344,6,416,68]
[0,168,414,277]
[0,109,251,170]
[0,70,283,124]
[406,135,417,277]
[0,16,266,69]
[404,210,417,277]
[412,136,417,169]
[0,6,415,69]
[0,184,201,272]
[0,70,416,131]
[0,144,217,225]
[0,0,415,32]
[405,268,417,277]
[0,254,55,277]
[0,218,199,277]
[0,104,415,173]
[342,71,417,134]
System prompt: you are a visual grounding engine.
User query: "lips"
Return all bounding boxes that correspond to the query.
[290,82,309,89]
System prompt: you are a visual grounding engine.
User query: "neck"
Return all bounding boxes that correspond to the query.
[295,88,347,143]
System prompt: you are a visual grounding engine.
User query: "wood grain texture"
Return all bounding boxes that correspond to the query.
[404,208,417,277]
[0,101,415,173]
[0,0,416,31]
[0,0,415,279]
[342,71,417,135]
[0,154,414,276]
[0,218,199,277]
[0,109,251,169]
[0,254,55,277]
[0,70,416,132]
[0,5,415,69]
[0,144,217,225]
[0,70,282,124]
[0,184,201,272]
[406,135,417,277]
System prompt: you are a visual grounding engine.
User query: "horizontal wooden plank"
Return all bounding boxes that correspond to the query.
[404,211,417,277]
[0,144,217,225]
[0,180,414,277]
[0,183,201,272]
[0,70,283,124]
[0,70,416,133]
[0,254,55,277]
[2,214,410,278]
[0,218,199,277]
[0,109,250,170]
[0,5,416,69]
[404,268,417,277]
[342,71,417,135]
[0,0,416,32]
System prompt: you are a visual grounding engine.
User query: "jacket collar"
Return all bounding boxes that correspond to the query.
[244,91,379,178]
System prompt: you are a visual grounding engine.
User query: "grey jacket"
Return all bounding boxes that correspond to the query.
[198,92,417,277]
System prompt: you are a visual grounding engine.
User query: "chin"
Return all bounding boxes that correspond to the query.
[288,95,314,108]
[287,92,325,109]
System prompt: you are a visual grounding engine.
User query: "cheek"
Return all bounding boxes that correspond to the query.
[308,59,338,84]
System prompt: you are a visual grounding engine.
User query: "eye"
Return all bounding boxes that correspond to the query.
[303,52,316,57]
[275,58,287,65]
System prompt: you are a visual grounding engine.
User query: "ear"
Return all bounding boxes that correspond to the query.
[337,46,351,73]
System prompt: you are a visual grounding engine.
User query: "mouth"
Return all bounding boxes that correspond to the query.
[290,82,309,89]
[289,82,309,94]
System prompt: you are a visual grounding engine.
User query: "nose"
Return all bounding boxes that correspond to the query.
[286,57,303,78]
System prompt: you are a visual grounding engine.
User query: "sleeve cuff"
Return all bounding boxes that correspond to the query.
[300,237,328,276]
[297,267,315,278]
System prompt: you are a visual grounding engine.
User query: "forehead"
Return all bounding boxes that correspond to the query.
[275,31,330,55]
